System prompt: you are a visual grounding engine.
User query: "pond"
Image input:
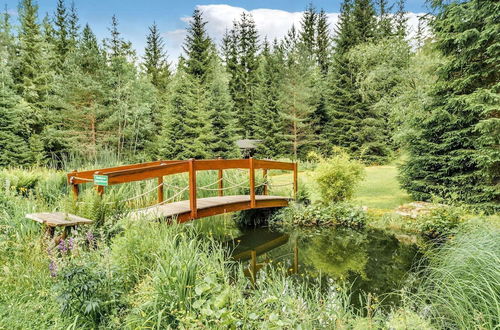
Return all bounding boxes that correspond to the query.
[195,215,423,311]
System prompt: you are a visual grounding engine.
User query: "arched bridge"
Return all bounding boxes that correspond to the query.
[68,158,297,223]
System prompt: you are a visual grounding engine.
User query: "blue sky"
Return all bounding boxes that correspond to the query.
[3,0,430,60]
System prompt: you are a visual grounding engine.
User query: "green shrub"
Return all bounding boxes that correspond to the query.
[414,224,500,329]
[55,257,124,327]
[417,206,465,240]
[312,153,365,204]
[273,202,367,229]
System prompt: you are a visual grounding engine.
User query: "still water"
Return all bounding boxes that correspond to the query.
[195,216,423,310]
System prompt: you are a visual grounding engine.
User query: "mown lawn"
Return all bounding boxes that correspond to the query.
[270,164,412,211]
[353,165,412,210]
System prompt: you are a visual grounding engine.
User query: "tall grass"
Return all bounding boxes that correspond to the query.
[414,224,500,329]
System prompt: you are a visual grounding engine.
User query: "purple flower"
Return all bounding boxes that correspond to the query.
[86,231,95,245]
[58,239,67,253]
[49,260,57,277]
[68,237,74,250]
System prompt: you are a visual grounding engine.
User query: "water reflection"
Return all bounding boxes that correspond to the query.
[298,228,421,308]
[196,216,422,309]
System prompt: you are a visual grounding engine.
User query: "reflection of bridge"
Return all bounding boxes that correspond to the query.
[68,158,297,223]
[226,229,299,281]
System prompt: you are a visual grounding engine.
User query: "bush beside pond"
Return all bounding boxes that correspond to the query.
[272,202,368,229]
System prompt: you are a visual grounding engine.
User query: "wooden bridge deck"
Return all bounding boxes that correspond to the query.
[130,195,290,223]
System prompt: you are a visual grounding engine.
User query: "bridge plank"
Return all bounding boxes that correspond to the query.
[130,195,290,221]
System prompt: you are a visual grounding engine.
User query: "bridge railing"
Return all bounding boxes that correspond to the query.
[67,158,298,217]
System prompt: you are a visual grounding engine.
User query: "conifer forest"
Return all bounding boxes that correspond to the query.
[0,0,498,328]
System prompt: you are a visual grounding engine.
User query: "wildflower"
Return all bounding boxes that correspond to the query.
[86,231,95,244]
[49,260,57,277]
[68,237,74,250]
[58,239,67,253]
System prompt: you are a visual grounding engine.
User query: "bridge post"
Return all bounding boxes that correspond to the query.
[249,157,256,208]
[157,176,164,204]
[189,159,197,219]
[70,169,79,200]
[293,162,298,199]
[262,169,268,195]
[218,157,223,197]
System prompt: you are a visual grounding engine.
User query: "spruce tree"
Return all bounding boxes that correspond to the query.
[183,9,213,83]
[401,0,499,211]
[315,9,331,75]
[375,0,393,38]
[254,40,286,158]
[15,0,44,104]
[280,42,320,159]
[68,1,79,47]
[105,15,133,59]
[0,12,33,165]
[325,0,383,161]
[299,4,316,56]
[393,0,407,38]
[224,12,260,138]
[143,22,170,91]
[54,0,69,62]
[206,59,239,158]
[158,69,213,159]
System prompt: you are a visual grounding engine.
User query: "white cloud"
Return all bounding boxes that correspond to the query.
[163,4,428,63]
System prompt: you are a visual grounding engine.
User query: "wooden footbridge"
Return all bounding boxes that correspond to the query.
[67,158,297,223]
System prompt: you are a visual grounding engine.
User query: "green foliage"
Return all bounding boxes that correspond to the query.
[414,225,500,329]
[56,257,123,326]
[401,0,500,212]
[274,202,368,229]
[416,206,465,240]
[313,152,365,204]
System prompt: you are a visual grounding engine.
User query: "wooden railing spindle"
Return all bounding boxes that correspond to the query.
[189,159,197,219]
[262,169,268,195]
[157,176,164,203]
[249,157,256,208]
[218,157,223,197]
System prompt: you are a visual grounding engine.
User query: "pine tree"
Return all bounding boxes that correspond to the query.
[158,69,213,159]
[254,40,286,158]
[401,0,500,211]
[315,9,331,75]
[280,43,320,159]
[143,22,170,91]
[68,1,79,47]
[325,0,381,161]
[54,24,106,157]
[224,12,260,138]
[183,9,213,83]
[0,59,34,166]
[54,0,69,62]
[299,3,316,56]
[0,6,15,61]
[206,58,239,158]
[15,0,44,103]
[105,15,133,59]
[0,12,33,165]
[394,0,407,38]
[375,0,393,38]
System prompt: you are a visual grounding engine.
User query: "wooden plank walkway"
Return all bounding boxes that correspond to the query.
[130,195,290,222]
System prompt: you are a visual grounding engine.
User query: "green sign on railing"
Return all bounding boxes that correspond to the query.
[93,174,108,186]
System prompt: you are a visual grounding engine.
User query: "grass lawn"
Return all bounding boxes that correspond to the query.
[270,164,412,211]
[353,165,412,210]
